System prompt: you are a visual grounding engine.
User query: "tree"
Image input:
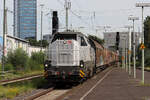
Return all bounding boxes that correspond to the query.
[31,51,45,64]
[144,16,150,48]
[28,39,39,46]
[7,48,29,70]
[39,40,49,47]
[27,39,49,47]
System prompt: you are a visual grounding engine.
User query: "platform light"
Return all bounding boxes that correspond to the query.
[128,16,139,21]
[136,2,150,84]
[136,3,150,7]
[128,16,139,79]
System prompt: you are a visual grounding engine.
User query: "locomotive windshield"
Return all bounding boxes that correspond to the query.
[51,34,77,43]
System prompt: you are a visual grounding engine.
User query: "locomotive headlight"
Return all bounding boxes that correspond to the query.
[80,61,84,68]
[45,64,48,67]
[44,60,51,70]
[80,64,84,68]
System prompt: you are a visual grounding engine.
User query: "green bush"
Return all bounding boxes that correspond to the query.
[137,46,150,67]
[0,64,2,71]
[31,51,45,64]
[5,49,45,72]
[144,48,150,66]
[26,59,41,71]
[4,63,13,71]
[6,48,29,71]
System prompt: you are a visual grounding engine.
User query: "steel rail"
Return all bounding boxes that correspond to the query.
[0,74,43,85]
[25,88,54,100]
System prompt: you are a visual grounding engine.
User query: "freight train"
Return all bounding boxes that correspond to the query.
[44,31,118,83]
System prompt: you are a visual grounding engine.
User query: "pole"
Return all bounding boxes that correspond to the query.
[128,28,131,75]
[123,39,125,69]
[142,6,145,83]
[133,19,136,78]
[122,54,123,68]
[2,0,6,73]
[117,50,119,67]
[125,39,128,72]
[65,0,71,31]
[40,5,43,51]
[65,0,68,31]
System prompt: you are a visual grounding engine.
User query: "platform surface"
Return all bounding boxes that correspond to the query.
[61,67,150,100]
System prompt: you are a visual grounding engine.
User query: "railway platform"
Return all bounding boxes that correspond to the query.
[59,67,150,100]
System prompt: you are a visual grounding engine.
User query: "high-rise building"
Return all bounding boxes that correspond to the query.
[14,0,37,39]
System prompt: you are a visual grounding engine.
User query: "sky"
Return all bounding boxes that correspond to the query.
[1,0,150,39]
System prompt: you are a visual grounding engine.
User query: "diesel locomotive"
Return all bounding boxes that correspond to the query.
[44,31,118,83]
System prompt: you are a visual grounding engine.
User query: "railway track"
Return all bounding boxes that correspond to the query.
[0,74,43,85]
[22,66,114,100]
[25,88,70,100]
[25,88,54,100]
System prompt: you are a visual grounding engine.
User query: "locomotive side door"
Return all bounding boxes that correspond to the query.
[78,36,91,67]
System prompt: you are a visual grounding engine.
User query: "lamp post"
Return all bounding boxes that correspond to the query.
[124,25,132,75]
[40,4,44,51]
[2,0,6,73]
[136,3,150,83]
[121,39,125,69]
[125,38,128,72]
[128,16,139,78]
[122,36,127,69]
[65,0,71,31]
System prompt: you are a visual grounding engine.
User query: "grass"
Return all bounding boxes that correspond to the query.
[145,67,150,70]
[0,70,44,81]
[142,96,150,100]
[139,82,150,87]
[0,64,44,81]
[0,85,33,99]
[0,77,48,99]
[0,83,33,99]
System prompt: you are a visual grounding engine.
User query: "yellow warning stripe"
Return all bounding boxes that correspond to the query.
[80,70,85,76]
[80,73,84,78]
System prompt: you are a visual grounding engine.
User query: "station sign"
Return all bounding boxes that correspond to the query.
[128,50,131,54]
[140,43,145,50]
[122,56,125,60]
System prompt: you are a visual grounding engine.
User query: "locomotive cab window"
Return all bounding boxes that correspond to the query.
[80,37,87,46]
[51,34,77,43]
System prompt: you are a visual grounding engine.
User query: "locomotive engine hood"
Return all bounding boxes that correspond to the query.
[49,32,80,67]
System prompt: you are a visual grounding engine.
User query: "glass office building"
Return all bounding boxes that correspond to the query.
[14,0,37,39]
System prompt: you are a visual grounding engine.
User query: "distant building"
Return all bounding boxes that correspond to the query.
[5,34,45,57]
[104,32,140,56]
[14,0,37,39]
[43,34,52,42]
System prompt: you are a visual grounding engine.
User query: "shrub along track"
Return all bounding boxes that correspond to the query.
[0,74,43,85]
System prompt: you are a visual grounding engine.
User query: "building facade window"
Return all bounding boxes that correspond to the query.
[14,0,37,39]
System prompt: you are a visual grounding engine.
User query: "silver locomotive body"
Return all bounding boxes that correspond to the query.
[44,32,95,82]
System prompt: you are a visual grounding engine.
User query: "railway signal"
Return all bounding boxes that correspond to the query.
[116,32,120,50]
[52,11,59,34]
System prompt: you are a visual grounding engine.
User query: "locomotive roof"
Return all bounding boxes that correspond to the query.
[57,31,85,36]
